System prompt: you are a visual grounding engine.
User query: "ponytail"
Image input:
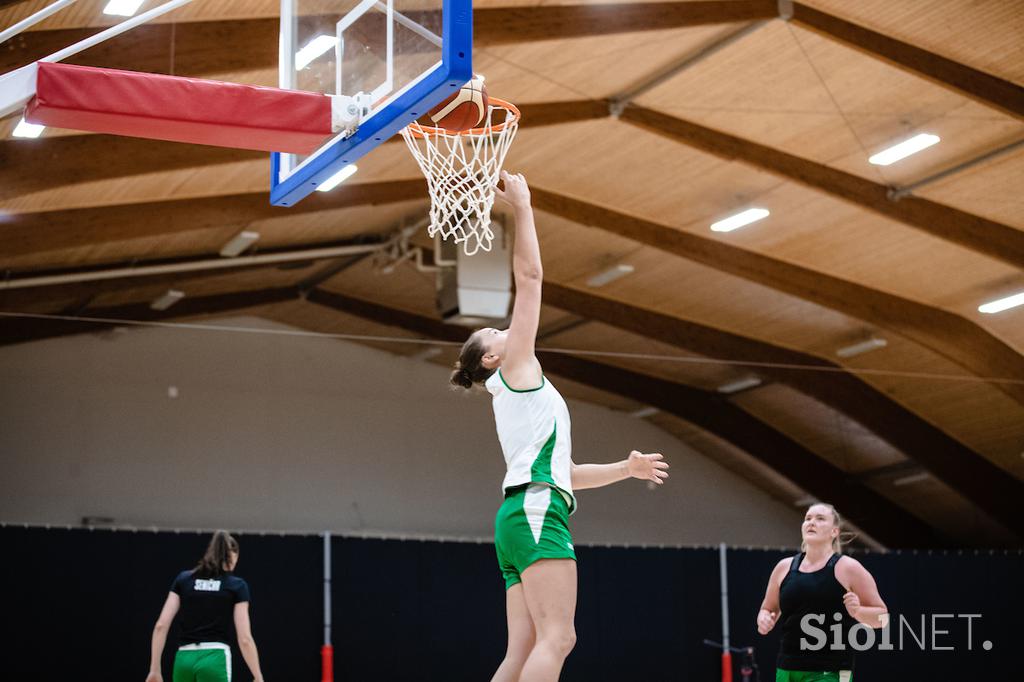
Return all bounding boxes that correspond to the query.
[195,530,239,577]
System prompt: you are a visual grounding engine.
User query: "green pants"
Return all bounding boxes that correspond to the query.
[495,483,576,589]
[776,670,852,682]
[173,644,231,682]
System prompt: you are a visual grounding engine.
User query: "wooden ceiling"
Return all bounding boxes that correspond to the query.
[1,0,1022,548]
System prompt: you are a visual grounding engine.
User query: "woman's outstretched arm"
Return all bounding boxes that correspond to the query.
[494,171,543,388]
[571,451,669,490]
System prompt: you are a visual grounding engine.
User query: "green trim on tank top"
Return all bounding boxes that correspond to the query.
[498,368,546,393]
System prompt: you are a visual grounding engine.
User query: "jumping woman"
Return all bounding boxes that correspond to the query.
[145,531,265,682]
[756,503,888,682]
[450,171,670,682]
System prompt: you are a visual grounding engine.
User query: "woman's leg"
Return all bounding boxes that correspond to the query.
[518,559,578,682]
[491,582,536,682]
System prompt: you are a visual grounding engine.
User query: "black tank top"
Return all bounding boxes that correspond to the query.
[777,553,857,672]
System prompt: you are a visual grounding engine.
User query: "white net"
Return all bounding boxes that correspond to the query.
[400,99,519,256]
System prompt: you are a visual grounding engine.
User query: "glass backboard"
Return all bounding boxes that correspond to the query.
[271,0,472,206]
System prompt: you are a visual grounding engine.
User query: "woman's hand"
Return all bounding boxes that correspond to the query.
[843,591,861,619]
[757,609,778,635]
[626,450,669,485]
[145,673,163,682]
[493,170,531,210]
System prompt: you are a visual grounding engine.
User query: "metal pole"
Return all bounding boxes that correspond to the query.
[720,542,730,648]
[608,21,767,116]
[0,0,196,118]
[42,0,195,64]
[720,542,733,682]
[0,0,79,46]
[321,531,334,682]
[888,137,1024,201]
[0,240,393,290]
[323,531,332,646]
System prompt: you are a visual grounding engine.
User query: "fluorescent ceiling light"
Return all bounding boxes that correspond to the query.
[836,336,887,358]
[628,406,659,419]
[868,133,940,166]
[892,472,930,487]
[103,0,146,16]
[150,289,184,311]
[717,376,762,394]
[586,264,634,288]
[295,34,338,70]
[710,208,769,233]
[978,291,1024,314]
[219,230,260,257]
[12,118,44,138]
[316,164,358,192]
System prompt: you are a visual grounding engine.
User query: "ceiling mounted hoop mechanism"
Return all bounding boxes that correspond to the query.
[400,98,520,256]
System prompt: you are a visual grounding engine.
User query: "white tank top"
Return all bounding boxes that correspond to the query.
[485,368,577,514]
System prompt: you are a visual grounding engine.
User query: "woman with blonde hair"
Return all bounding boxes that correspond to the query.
[756,503,888,682]
[451,171,670,682]
[145,530,265,682]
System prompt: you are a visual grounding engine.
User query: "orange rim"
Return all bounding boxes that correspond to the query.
[405,97,521,138]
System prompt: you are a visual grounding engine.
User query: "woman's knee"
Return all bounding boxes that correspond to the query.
[539,626,576,656]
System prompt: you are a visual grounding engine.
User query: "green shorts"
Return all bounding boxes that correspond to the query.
[495,483,576,589]
[174,643,231,682]
[776,670,852,682]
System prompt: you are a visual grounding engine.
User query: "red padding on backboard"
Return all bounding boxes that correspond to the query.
[26,62,332,154]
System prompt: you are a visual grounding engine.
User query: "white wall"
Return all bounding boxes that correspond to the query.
[0,317,800,546]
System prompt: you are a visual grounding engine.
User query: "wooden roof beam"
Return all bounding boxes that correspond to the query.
[789,3,1024,120]
[305,287,949,548]
[7,175,1022,415]
[0,280,965,546]
[5,3,1017,120]
[0,287,297,346]
[0,135,263,201]
[7,173,1021,413]
[0,101,603,200]
[476,1,778,45]
[1,2,777,74]
[0,179,426,258]
[544,282,1024,538]
[5,235,1019,537]
[529,186,1024,407]
[3,239,1016,536]
[617,105,1024,270]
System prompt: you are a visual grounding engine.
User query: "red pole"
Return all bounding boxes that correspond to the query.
[721,650,733,682]
[320,643,334,682]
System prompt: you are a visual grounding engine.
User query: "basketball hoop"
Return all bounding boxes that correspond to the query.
[401,98,520,256]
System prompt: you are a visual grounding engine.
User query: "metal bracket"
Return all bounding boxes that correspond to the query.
[886,186,909,202]
[778,0,794,21]
[329,92,374,135]
[608,99,627,119]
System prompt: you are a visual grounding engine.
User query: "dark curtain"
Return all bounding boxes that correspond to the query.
[1,527,1019,681]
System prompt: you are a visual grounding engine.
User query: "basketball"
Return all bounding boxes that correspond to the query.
[425,76,489,131]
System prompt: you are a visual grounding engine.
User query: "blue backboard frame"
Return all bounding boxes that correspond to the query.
[270,0,473,207]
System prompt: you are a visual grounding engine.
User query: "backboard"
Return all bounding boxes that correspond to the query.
[271,0,472,207]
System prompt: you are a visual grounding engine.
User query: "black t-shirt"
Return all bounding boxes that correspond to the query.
[777,553,857,672]
[171,569,251,646]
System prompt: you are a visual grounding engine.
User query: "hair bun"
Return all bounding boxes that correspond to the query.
[450,365,474,389]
